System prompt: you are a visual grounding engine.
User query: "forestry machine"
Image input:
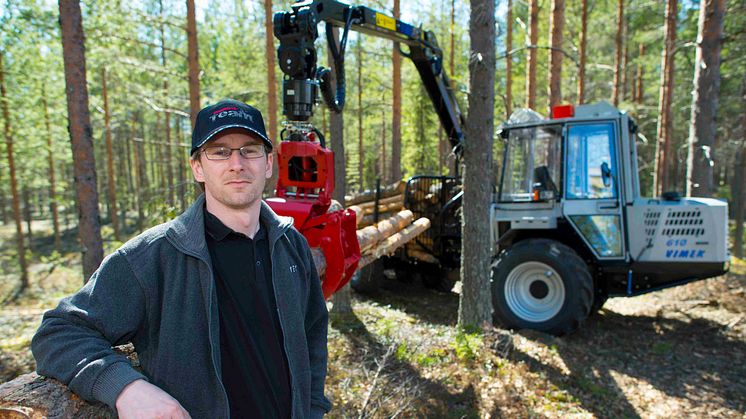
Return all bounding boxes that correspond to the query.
[266,0,464,299]
[486,103,729,334]
[268,1,730,336]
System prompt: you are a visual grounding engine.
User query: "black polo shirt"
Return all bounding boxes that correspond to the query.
[204,209,291,419]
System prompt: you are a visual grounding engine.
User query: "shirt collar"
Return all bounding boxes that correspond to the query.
[204,205,265,241]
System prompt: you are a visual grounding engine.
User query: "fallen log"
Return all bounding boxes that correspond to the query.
[0,345,138,418]
[367,218,431,259]
[344,180,405,206]
[348,205,364,226]
[361,201,403,217]
[357,210,399,228]
[357,217,431,269]
[0,373,112,418]
[406,248,440,264]
[356,210,413,252]
[355,194,403,211]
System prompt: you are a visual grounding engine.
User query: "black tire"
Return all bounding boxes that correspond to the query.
[591,289,609,313]
[421,267,458,292]
[351,259,384,294]
[491,239,593,335]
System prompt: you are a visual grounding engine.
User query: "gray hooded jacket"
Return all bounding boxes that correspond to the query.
[31,195,332,418]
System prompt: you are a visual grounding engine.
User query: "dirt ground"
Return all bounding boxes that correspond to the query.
[1,220,745,417]
[325,262,746,418]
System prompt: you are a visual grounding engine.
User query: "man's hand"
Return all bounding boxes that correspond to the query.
[115,379,191,419]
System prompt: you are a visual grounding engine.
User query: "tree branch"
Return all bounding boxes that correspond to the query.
[498,45,579,66]
[91,30,187,58]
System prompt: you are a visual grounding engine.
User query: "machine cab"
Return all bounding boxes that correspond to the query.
[495,102,632,262]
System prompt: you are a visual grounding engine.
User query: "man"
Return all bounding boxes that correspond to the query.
[32,99,332,418]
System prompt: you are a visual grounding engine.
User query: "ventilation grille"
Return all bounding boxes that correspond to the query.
[661,209,704,237]
[643,209,662,238]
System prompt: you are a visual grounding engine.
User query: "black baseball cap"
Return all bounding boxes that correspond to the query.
[191,99,273,155]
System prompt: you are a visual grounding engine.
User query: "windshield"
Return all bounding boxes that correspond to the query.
[499,125,562,202]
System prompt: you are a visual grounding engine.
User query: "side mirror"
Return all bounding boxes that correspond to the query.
[601,162,612,188]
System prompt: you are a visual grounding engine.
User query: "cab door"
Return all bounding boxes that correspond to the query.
[562,121,627,260]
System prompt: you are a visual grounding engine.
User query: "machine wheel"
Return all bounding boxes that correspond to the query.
[491,239,593,335]
[351,259,384,294]
[591,290,609,313]
[421,267,458,292]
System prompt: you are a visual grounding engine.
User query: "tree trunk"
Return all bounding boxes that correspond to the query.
[526,0,539,109]
[327,27,352,314]
[101,68,120,241]
[612,0,624,106]
[390,0,402,183]
[654,0,678,196]
[123,117,134,220]
[448,0,457,177]
[735,144,746,258]
[264,0,278,143]
[159,0,174,208]
[635,43,645,104]
[264,0,280,195]
[381,108,386,179]
[59,0,104,281]
[459,0,495,328]
[577,0,588,104]
[505,0,513,117]
[2,52,30,288]
[621,18,629,101]
[735,72,746,257]
[548,0,565,110]
[22,185,32,250]
[130,114,143,231]
[176,118,187,211]
[0,168,6,225]
[186,0,200,127]
[685,0,725,198]
[42,83,61,251]
[132,116,147,232]
[357,38,364,192]
[450,0,455,78]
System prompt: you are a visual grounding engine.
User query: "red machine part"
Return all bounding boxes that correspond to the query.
[266,132,360,299]
[551,104,575,119]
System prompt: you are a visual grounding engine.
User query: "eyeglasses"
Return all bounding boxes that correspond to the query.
[201,144,265,160]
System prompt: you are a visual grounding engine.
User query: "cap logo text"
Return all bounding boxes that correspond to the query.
[209,107,254,123]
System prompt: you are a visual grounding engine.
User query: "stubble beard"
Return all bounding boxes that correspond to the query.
[209,177,266,211]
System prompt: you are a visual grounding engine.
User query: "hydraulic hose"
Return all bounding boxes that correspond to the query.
[319,8,356,113]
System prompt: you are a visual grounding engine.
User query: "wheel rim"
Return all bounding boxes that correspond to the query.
[504,261,565,323]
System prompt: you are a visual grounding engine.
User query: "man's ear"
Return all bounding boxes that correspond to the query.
[265,151,274,179]
[190,157,205,182]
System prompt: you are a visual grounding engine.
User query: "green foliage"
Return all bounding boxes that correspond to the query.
[451,327,483,362]
[651,341,673,356]
[1,0,744,264]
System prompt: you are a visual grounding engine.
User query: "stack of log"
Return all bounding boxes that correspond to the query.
[345,181,407,228]
[311,181,431,277]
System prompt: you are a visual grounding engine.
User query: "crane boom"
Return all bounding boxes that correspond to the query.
[273,0,464,154]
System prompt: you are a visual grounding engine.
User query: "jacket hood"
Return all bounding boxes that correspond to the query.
[167,194,295,257]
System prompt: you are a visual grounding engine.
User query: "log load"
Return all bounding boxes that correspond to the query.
[344,180,405,206]
[0,208,432,415]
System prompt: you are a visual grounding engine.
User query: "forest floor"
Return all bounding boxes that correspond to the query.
[1,219,745,418]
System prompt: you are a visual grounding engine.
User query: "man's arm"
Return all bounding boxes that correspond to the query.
[31,251,149,409]
[301,241,333,418]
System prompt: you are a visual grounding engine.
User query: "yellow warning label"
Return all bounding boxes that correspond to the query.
[376,13,396,31]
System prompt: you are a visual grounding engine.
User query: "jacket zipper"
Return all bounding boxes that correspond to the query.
[202,258,231,417]
[270,232,296,419]
[172,241,231,417]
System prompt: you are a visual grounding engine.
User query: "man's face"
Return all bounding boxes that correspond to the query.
[190,130,273,211]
